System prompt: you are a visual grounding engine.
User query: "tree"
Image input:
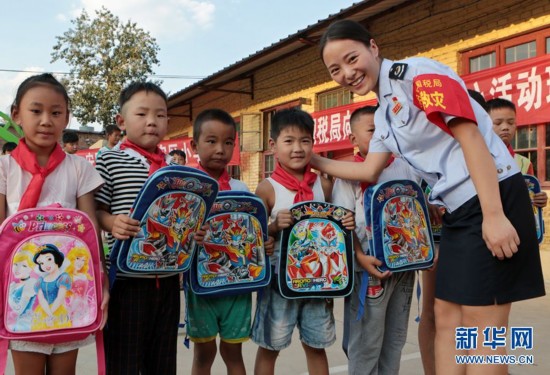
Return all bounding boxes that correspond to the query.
[51,7,161,128]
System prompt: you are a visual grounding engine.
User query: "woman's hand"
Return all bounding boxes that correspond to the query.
[482,213,520,260]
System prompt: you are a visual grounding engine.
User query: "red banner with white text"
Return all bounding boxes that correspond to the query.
[312,99,377,153]
[76,136,240,167]
[462,54,550,126]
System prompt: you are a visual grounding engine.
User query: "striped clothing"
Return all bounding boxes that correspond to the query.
[95,149,149,251]
[94,148,174,278]
[95,149,180,374]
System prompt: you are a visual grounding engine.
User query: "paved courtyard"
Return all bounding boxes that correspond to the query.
[6,251,550,374]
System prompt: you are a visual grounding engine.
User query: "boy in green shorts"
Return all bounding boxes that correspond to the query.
[186,108,273,375]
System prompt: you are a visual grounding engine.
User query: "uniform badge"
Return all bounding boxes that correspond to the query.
[389,63,408,80]
[391,97,403,115]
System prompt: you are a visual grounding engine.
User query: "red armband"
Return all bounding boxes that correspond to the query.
[413,74,477,137]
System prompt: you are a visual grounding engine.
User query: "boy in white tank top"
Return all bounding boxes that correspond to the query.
[251,108,354,375]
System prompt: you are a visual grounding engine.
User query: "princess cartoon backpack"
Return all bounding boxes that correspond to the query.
[0,206,105,374]
[189,191,270,296]
[364,179,435,272]
[110,165,218,280]
[278,201,354,299]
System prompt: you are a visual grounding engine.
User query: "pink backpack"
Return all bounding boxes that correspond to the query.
[0,206,105,374]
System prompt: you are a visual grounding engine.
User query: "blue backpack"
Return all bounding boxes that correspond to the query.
[109,166,218,281]
[278,201,353,299]
[364,179,435,272]
[524,175,544,243]
[189,191,270,296]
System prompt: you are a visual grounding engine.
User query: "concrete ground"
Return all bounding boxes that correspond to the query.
[6,250,550,374]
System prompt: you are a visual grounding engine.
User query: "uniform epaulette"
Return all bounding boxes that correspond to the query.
[389,63,408,80]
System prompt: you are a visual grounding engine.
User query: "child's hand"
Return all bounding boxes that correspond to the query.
[428,204,443,226]
[533,191,548,208]
[112,214,140,240]
[356,251,391,280]
[425,244,439,271]
[193,224,209,245]
[482,214,519,260]
[341,210,356,231]
[264,236,275,256]
[274,209,293,231]
[100,272,110,330]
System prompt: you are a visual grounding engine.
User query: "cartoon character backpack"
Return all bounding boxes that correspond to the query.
[110,166,218,280]
[278,201,353,299]
[189,191,270,296]
[0,206,105,374]
[364,179,435,272]
[524,175,544,243]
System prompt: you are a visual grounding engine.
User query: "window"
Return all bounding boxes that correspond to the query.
[505,41,536,64]
[513,125,538,174]
[461,27,550,75]
[263,153,275,178]
[317,88,352,111]
[469,52,496,73]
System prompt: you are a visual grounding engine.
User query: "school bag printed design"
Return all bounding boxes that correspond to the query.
[524,175,544,243]
[0,206,105,374]
[111,166,218,275]
[278,202,353,298]
[364,179,435,272]
[190,191,270,296]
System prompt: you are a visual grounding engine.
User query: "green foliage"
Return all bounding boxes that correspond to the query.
[51,7,161,128]
[0,111,23,143]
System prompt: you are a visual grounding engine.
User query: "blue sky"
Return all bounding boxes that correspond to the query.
[0,0,357,129]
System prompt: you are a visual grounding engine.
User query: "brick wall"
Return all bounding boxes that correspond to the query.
[167,0,550,203]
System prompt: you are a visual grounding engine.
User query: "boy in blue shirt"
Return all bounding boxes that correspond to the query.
[333,106,421,374]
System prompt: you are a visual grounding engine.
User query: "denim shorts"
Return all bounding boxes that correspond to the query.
[251,286,335,351]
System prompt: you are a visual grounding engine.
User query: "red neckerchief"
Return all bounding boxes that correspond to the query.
[10,139,66,210]
[270,162,318,203]
[506,144,515,157]
[119,139,167,175]
[353,152,395,192]
[197,163,232,191]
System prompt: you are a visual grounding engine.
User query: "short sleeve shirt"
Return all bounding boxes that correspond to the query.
[0,154,104,215]
[371,57,518,212]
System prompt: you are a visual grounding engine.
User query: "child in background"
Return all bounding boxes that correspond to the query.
[169,149,187,165]
[487,97,547,207]
[95,82,180,374]
[187,108,270,375]
[2,142,17,155]
[251,108,354,375]
[62,130,79,154]
[96,124,122,158]
[333,105,420,374]
[316,19,545,374]
[0,73,107,375]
